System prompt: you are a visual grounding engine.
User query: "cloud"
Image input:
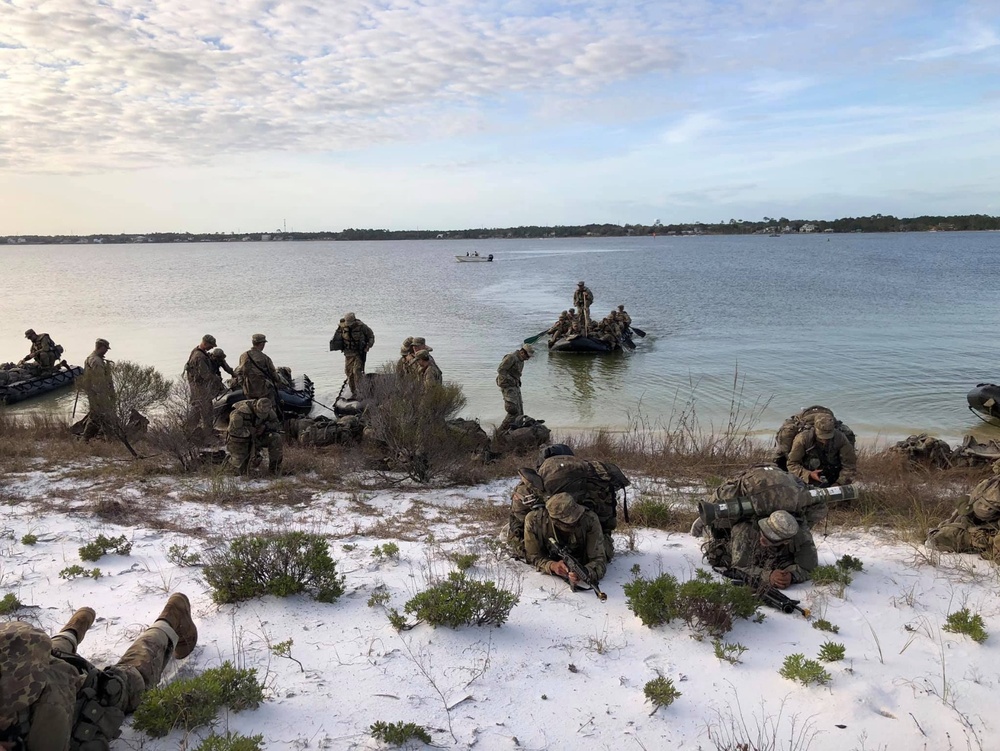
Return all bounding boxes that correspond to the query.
[661,112,721,144]
[899,22,999,61]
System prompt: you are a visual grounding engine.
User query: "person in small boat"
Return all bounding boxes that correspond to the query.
[594,313,620,347]
[566,309,580,335]
[573,281,594,335]
[80,338,115,441]
[496,344,534,432]
[546,311,571,346]
[185,334,217,438]
[235,333,280,403]
[19,329,66,372]
[617,305,632,330]
[787,413,857,487]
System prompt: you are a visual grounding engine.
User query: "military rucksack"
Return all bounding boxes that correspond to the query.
[969,475,1000,522]
[537,455,630,533]
[774,406,856,463]
[890,433,953,469]
[710,464,811,528]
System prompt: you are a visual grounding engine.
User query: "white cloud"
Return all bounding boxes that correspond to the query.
[661,112,720,144]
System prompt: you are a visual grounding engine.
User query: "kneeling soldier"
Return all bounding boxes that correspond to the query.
[226,397,283,475]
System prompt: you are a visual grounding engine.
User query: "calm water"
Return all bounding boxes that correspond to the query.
[2,233,999,443]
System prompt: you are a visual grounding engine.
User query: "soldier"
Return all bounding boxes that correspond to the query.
[573,281,594,335]
[396,337,415,376]
[336,312,375,396]
[496,344,534,432]
[208,348,235,396]
[524,493,613,584]
[702,509,818,588]
[225,397,283,474]
[79,338,115,441]
[184,334,217,438]
[412,349,443,386]
[617,304,632,330]
[235,333,279,402]
[0,593,197,750]
[546,311,571,346]
[787,413,858,487]
[18,329,66,372]
[926,474,1000,558]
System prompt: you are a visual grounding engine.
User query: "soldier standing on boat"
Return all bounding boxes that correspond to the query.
[208,348,235,396]
[19,329,66,372]
[496,344,534,432]
[80,338,115,441]
[235,333,280,403]
[184,334,217,438]
[334,313,375,396]
[573,282,594,336]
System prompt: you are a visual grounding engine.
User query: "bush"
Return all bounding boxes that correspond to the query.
[644,676,681,712]
[811,565,853,587]
[446,552,479,571]
[195,732,265,751]
[403,571,518,628]
[812,618,840,634]
[713,639,748,665]
[779,654,831,686]
[20,533,38,546]
[371,542,400,561]
[203,532,345,604]
[943,608,988,644]
[370,721,433,746]
[132,662,265,737]
[59,565,102,580]
[818,641,846,662]
[624,568,759,637]
[0,593,23,615]
[629,497,675,529]
[167,543,202,567]
[836,554,864,572]
[79,534,132,562]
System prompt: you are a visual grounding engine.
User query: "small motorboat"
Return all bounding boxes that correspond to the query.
[456,253,493,262]
[0,366,83,404]
[213,375,315,423]
[967,383,1000,422]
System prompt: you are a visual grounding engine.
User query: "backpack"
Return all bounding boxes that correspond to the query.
[774,406,856,462]
[709,464,811,528]
[890,434,953,469]
[537,455,630,533]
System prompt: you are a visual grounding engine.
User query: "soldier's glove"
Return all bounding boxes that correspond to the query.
[768,570,792,589]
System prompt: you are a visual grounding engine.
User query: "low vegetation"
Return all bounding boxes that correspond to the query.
[79,533,132,561]
[0,593,24,615]
[779,654,832,686]
[643,676,681,712]
[817,641,846,662]
[369,721,433,746]
[943,608,989,644]
[195,732,265,751]
[400,571,519,628]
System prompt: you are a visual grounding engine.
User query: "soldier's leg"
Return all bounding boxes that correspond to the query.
[226,438,252,474]
[499,386,521,432]
[265,433,284,474]
[344,354,357,394]
[51,607,97,654]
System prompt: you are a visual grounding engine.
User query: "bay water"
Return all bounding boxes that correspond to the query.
[2,233,998,443]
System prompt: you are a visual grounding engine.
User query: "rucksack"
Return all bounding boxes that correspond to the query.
[709,464,811,528]
[774,406,856,462]
[890,433,953,469]
[537,455,630,532]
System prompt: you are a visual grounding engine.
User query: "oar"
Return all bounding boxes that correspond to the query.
[621,338,636,351]
[523,329,549,345]
[631,326,646,338]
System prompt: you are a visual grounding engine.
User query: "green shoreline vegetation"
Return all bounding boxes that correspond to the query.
[3,213,999,245]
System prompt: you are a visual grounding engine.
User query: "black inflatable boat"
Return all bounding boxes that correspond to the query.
[213,375,315,422]
[0,366,83,405]
[549,334,629,353]
[967,383,1000,421]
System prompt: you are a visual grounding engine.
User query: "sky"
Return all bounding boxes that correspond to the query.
[0,0,998,234]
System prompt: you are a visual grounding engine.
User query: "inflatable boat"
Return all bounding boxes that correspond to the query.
[967,383,1000,421]
[213,375,315,423]
[549,334,633,353]
[0,366,83,405]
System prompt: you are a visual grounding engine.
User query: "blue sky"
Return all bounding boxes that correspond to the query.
[0,0,997,233]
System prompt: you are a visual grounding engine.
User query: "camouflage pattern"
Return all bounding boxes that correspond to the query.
[496,350,526,431]
[0,622,54,733]
[506,472,546,559]
[235,348,279,401]
[80,349,115,440]
[523,507,612,582]
[573,284,594,334]
[225,400,283,473]
[414,352,443,385]
[705,518,818,583]
[546,314,571,345]
[185,346,216,436]
[926,483,1000,558]
[787,428,857,485]
[617,305,631,328]
[23,332,60,369]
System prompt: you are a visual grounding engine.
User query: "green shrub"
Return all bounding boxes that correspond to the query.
[403,572,518,628]
[370,720,432,746]
[446,552,479,571]
[195,732,265,751]
[203,531,345,604]
[368,585,391,608]
[943,608,988,644]
[342,543,357,552]
[59,565,102,580]
[643,676,681,712]
[779,654,831,686]
[0,593,24,615]
[387,609,408,631]
[20,533,38,546]
[371,542,400,561]
[623,570,680,627]
[836,554,864,572]
[167,544,202,567]
[79,534,132,562]
[132,662,265,737]
[812,618,840,634]
[818,641,846,662]
[630,497,674,529]
[811,565,852,587]
[713,639,748,665]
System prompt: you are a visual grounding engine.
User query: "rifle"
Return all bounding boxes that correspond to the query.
[717,567,810,617]
[547,537,607,601]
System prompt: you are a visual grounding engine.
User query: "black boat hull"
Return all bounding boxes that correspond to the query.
[0,366,83,404]
[549,335,617,353]
[967,383,1000,421]
[213,375,315,422]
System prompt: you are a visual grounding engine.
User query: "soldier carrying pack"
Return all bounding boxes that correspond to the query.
[773,405,856,469]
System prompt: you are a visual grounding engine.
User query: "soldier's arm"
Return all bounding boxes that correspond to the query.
[523,512,556,574]
[786,435,811,482]
[839,437,858,481]
[729,523,771,581]
[582,515,608,582]
[786,528,818,583]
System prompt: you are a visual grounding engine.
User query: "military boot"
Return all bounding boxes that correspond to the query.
[268,459,282,475]
[60,606,96,643]
[155,593,198,659]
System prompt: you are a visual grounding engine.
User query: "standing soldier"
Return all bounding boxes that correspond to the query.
[235,333,280,403]
[335,312,375,396]
[208,348,235,396]
[396,337,416,376]
[80,338,115,441]
[0,594,197,750]
[496,344,534,432]
[573,281,594,335]
[412,349,443,385]
[225,397,284,474]
[19,329,66,372]
[184,334,217,438]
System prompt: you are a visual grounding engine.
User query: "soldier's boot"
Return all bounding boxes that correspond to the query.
[153,593,198,659]
[268,459,282,475]
[55,607,96,651]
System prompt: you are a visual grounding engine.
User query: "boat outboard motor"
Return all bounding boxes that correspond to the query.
[698,485,860,528]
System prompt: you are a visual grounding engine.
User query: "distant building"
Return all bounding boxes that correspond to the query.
[799,224,817,233]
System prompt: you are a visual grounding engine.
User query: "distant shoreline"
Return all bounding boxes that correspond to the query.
[4,214,999,245]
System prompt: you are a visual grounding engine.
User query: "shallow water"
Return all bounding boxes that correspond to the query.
[2,232,999,442]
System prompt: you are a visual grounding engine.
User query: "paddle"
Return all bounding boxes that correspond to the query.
[621,338,636,351]
[631,326,646,338]
[523,329,549,345]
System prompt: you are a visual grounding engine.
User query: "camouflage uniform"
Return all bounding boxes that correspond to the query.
[717,519,818,584]
[226,399,283,474]
[413,350,443,386]
[787,428,857,486]
[496,348,530,432]
[337,314,375,395]
[926,476,1000,558]
[0,595,194,751]
[546,314,571,346]
[208,349,234,398]
[235,336,279,402]
[396,337,415,376]
[523,504,612,582]
[185,338,216,437]
[617,305,631,329]
[22,332,61,370]
[79,341,115,441]
[573,283,594,334]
